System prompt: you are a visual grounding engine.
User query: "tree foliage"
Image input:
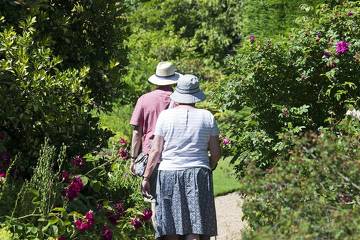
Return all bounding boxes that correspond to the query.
[124,0,242,99]
[0,17,112,173]
[240,0,324,38]
[0,0,129,110]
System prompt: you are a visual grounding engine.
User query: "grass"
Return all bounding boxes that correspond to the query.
[213,157,242,196]
[98,104,241,197]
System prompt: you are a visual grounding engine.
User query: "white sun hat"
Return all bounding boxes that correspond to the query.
[148,61,182,86]
[170,74,206,104]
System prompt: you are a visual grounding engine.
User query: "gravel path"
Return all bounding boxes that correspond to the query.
[211,192,247,240]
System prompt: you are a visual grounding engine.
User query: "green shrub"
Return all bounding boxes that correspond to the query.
[214,2,360,238]
[219,1,360,176]
[0,0,129,110]
[0,17,112,172]
[0,137,153,239]
[241,118,360,239]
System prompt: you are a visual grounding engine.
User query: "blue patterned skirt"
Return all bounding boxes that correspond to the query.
[155,167,217,238]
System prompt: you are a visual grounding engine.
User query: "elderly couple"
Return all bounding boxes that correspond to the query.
[129,62,221,240]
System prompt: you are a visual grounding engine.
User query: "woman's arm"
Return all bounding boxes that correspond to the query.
[141,135,164,198]
[209,135,221,170]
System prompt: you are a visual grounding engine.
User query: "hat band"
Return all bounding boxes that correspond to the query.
[175,86,201,94]
[155,73,175,78]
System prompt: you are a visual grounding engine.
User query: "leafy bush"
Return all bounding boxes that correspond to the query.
[0,0,129,110]
[0,17,112,172]
[0,137,153,239]
[213,1,360,238]
[219,1,360,176]
[241,117,360,239]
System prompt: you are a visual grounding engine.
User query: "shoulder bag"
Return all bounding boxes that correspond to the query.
[133,152,149,177]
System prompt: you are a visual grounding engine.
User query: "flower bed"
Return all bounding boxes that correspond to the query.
[0,136,153,239]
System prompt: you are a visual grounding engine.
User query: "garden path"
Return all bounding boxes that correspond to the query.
[211,192,247,240]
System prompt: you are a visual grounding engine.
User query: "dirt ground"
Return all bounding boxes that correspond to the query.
[211,192,247,240]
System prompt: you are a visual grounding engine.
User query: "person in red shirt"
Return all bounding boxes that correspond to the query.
[130,62,181,219]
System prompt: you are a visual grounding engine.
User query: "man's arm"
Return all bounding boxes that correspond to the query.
[130,125,142,174]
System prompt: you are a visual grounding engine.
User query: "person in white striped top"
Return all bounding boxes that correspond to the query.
[142,74,221,240]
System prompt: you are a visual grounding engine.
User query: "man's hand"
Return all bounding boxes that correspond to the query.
[141,179,152,199]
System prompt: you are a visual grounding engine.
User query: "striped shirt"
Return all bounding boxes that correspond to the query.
[154,107,219,170]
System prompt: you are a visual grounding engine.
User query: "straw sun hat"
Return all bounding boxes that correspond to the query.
[148,61,182,86]
[170,74,206,104]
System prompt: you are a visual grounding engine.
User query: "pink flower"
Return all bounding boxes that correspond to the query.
[64,177,84,200]
[223,138,231,145]
[119,137,127,145]
[336,41,350,55]
[142,209,152,221]
[118,148,129,160]
[58,236,66,240]
[71,155,85,168]
[74,219,85,231]
[130,218,142,230]
[71,177,84,192]
[74,210,95,232]
[85,210,95,225]
[348,11,353,16]
[249,34,255,44]
[60,170,70,182]
[101,225,113,240]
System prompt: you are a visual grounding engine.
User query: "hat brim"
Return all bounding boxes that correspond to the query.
[148,72,182,86]
[170,90,206,104]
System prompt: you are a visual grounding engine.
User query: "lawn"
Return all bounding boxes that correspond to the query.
[212,157,242,196]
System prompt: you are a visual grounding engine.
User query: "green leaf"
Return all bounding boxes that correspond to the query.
[79,175,89,186]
